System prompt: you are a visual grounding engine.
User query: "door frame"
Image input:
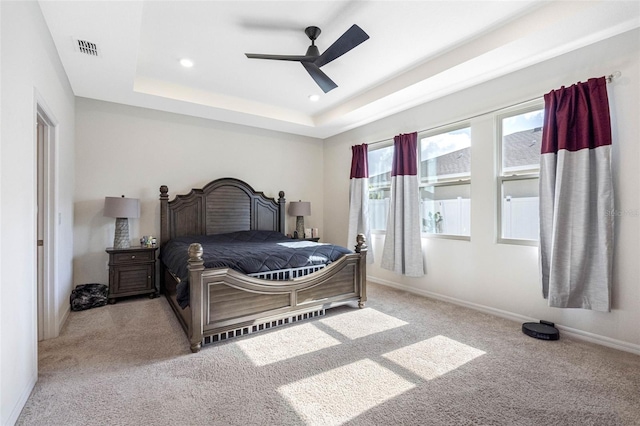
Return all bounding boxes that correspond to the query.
[35,92,58,340]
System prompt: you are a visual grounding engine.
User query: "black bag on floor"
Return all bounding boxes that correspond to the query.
[70,283,108,311]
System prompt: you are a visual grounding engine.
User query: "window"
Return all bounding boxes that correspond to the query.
[368,144,393,232]
[497,103,544,244]
[419,126,471,238]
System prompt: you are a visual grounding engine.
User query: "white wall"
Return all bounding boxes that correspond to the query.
[323,29,640,352]
[74,98,324,286]
[0,1,75,424]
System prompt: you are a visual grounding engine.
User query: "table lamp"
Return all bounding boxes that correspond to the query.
[289,201,311,239]
[104,195,140,249]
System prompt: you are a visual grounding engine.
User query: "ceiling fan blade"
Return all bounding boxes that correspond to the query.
[314,24,369,68]
[245,53,316,62]
[301,62,338,93]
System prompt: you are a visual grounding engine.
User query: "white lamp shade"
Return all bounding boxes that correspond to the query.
[104,196,140,218]
[289,201,311,216]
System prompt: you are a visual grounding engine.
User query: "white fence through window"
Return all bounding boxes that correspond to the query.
[502,196,539,240]
[421,198,470,236]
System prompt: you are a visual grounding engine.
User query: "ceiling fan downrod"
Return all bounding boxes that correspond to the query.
[305,26,321,57]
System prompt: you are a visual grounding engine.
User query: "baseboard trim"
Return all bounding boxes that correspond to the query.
[553,324,640,355]
[369,277,640,356]
[4,372,37,426]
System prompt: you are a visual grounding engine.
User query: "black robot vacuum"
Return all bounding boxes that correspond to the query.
[522,320,559,340]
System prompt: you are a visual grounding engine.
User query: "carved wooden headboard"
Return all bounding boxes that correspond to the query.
[159,177,286,247]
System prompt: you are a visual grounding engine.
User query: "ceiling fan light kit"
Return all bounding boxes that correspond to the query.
[245,24,369,93]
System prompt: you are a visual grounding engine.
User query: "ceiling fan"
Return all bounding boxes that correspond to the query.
[245,24,369,93]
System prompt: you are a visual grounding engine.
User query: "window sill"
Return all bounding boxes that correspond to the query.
[422,233,470,241]
[370,230,471,242]
[497,238,538,247]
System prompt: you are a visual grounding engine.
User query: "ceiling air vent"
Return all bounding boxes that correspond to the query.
[75,39,99,57]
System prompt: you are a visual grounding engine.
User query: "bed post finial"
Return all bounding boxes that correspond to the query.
[355,234,367,253]
[188,243,204,260]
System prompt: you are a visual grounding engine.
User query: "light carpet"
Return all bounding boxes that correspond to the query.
[17,283,640,425]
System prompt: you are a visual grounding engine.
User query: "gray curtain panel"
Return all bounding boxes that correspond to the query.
[381,133,424,277]
[539,77,613,311]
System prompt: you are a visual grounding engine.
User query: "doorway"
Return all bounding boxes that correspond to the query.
[36,103,56,341]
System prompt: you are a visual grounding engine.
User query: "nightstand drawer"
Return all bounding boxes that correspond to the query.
[113,251,155,263]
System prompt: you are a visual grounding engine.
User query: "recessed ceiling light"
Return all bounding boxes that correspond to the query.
[180,58,194,68]
[308,94,320,102]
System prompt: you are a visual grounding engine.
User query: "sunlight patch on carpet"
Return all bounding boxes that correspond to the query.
[319,308,408,340]
[382,335,486,380]
[235,323,341,366]
[278,358,415,426]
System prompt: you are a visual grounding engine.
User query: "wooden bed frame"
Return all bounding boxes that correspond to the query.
[159,177,367,353]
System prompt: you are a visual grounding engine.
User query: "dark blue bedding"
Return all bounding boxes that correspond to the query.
[159,230,352,308]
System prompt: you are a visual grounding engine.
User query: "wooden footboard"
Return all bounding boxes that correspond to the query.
[186,235,367,353]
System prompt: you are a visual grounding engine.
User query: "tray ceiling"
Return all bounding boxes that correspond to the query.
[39,1,640,138]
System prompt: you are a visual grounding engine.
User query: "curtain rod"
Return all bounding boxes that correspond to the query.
[365,71,622,147]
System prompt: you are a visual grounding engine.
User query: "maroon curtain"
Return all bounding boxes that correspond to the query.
[539,77,613,311]
[350,144,369,178]
[541,77,612,153]
[391,133,418,176]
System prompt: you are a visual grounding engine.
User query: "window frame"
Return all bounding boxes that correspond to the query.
[418,123,472,240]
[496,100,544,246]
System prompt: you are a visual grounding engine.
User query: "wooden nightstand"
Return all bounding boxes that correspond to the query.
[105,246,157,304]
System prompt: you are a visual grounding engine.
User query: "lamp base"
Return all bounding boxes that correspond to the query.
[296,216,305,239]
[113,217,131,249]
